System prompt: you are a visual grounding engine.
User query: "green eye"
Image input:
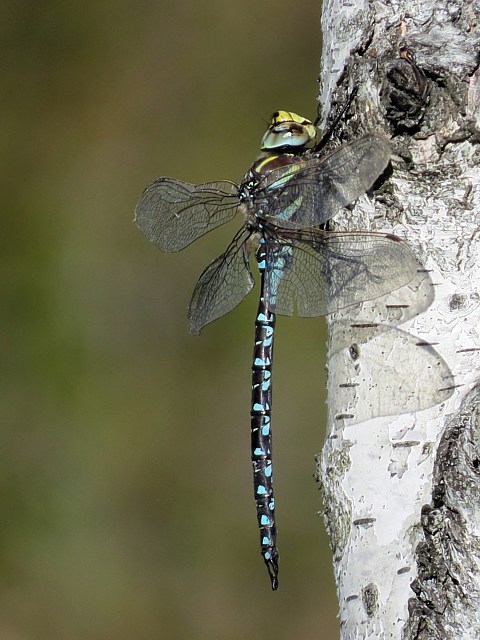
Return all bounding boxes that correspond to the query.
[262,111,316,151]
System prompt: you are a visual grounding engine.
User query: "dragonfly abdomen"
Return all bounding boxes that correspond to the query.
[251,239,279,590]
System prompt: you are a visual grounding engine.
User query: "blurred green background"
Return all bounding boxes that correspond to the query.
[1,0,336,638]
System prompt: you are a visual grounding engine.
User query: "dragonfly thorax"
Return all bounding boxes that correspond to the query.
[238,111,316,213]
[239,153,302,210]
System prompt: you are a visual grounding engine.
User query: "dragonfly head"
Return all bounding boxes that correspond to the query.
[260,111,317,152]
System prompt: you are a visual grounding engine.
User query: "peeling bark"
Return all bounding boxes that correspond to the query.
[316,0,480,637]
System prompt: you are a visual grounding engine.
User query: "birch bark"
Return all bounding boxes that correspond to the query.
[317,1,480,637]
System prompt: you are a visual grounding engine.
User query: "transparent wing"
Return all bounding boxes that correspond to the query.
[135,177,239,252]
[188,228,255,335]
[256,133,391,228]
[262,229,419,316]
[327,268,435,327]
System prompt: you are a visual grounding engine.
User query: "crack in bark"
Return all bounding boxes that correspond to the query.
[404,386,480,639]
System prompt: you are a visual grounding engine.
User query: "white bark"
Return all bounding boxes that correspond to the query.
[317,0,480,638]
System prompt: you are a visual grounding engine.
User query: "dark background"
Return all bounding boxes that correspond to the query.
[1,1,336,638]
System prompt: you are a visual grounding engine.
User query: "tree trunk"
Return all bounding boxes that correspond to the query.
[317,1,480,637]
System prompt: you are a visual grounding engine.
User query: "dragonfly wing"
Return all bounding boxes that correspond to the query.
[135,178,239,252]
[188,229,255,335]
[263,230,419,316]
[259,134,391,228]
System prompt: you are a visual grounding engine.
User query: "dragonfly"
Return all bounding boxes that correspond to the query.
[135,110,419,590]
